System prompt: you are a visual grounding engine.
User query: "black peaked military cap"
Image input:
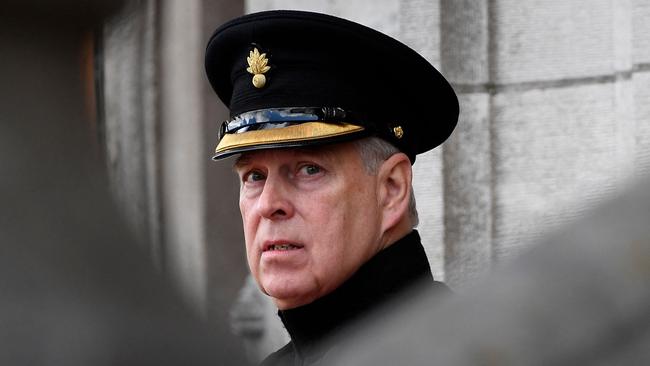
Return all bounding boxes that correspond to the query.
[205,10,458,163]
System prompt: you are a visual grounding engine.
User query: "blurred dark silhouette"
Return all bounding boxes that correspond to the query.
[330,176,650,365]
[0,2,250,365]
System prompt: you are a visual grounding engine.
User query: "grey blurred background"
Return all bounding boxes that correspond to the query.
[3,0,649,364]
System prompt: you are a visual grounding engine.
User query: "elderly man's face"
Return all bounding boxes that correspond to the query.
[234,142,384,309]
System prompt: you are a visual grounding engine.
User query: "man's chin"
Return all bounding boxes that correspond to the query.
[264,285,319,310]
[262,273,351,309]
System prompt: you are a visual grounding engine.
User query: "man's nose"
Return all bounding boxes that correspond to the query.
[255,175,294,220]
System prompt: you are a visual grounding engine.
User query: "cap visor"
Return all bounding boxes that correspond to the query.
[213,121,365,159]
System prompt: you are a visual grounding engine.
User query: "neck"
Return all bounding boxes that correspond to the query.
[380,216,413,250]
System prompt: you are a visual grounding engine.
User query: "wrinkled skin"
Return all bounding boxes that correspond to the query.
[234,142,393,309]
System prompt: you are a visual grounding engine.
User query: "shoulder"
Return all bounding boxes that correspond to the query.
[260,342,296,366]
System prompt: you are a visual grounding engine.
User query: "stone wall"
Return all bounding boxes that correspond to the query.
[102,0,248,321]
[103,0,161,263]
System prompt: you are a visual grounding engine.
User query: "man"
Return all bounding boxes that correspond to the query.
[205,10,458,365]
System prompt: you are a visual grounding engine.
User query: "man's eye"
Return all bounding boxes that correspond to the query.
[244,171,266,183]
[300,164,322,176]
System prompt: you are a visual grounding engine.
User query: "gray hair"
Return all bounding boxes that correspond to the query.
[353,137,419,228]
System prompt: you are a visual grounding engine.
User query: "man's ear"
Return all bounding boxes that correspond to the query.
[377,152,412,234]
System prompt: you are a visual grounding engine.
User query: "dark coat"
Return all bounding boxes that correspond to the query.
[261,230,450,366]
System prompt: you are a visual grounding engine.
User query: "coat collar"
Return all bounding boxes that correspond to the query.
[277,230,436,360]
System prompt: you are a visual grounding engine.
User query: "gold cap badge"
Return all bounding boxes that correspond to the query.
[246,48,271,88]
[393,126,404,139]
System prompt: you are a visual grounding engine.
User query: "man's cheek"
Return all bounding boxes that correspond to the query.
[245,249,260,277]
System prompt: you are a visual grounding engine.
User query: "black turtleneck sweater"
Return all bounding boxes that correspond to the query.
[260,230,450,366]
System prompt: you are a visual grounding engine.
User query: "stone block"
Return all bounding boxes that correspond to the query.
[330,0,399,37]
[493,0,621,83]
[413,148,445,280]
[440,0,489,84]
[634,71,650,177]
[246,0,400,37]
[103,0,160,256]
[246,0,329,14]
[399,0,440,67]
[443,92,492,289]
[633,0,650,64]
[160,0,207,312]
[491,80,636,260]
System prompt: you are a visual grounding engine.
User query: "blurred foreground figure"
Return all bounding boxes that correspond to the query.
[0,2,249,365]
[205,10,458,365]
[330,177,650,365]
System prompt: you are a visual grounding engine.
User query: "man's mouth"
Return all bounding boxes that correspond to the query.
[268,244,300,251]
[263,241,304,252]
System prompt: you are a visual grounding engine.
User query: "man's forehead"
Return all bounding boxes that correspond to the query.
[233,143,353,168]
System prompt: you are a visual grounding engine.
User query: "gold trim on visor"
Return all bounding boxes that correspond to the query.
[215,121,365,155]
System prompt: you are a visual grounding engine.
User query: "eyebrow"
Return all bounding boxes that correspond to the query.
[233,155,250,170]
[232,145,339,170]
